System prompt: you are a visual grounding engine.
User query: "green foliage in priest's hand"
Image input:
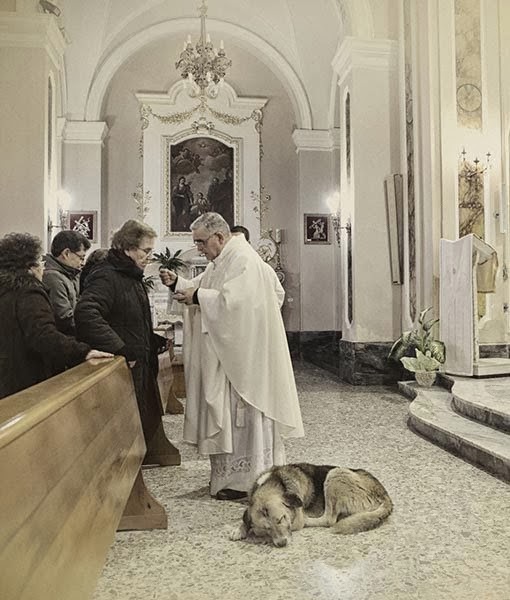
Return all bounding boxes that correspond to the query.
[388,306,446,366]
[152,247,186,273]
[400,349,441,373]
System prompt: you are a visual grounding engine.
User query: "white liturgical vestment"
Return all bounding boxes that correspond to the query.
[176,235,304,457]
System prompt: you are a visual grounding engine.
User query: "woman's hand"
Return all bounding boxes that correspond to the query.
[159,268,177,286]
[85,349,114,361]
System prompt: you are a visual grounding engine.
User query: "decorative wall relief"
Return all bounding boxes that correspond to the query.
[458,152,488,238]
[132,183,151,222]
[404,1,417,321]
[251,187,285,282]
[455,0,482,129]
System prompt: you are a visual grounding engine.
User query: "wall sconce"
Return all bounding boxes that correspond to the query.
[330,216,351,246]
[47,189,71,234]
[326,191,350,246]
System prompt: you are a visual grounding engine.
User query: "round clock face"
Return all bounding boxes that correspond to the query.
[457,83,482,112]
[257,238,277,262]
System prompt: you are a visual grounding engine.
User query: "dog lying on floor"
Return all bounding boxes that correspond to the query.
[229,463,393,547]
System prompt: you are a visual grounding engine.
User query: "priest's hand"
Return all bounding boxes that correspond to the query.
[173,287,196,305]
[159,268,177,287]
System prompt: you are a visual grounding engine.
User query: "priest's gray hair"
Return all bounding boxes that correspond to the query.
[191,212,231,236]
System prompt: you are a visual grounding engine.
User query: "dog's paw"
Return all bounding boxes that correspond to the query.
[228,525,246,541]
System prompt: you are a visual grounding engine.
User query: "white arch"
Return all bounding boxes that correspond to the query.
[85,18,312,128]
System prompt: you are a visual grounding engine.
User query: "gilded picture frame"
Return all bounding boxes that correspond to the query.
[165,135,238,234]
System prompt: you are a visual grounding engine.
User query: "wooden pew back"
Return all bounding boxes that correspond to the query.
[0,357,145,600]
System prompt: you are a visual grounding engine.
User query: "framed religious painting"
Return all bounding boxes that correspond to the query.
[304,213,331,245]
[67,210,98,243]
[166,136,237,233]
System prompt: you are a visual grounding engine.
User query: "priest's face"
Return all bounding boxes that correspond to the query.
[193,226,226,261]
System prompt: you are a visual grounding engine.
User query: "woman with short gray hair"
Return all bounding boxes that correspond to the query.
[76,220,175,464]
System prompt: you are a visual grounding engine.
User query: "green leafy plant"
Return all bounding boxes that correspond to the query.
[152,248,187,273]
[400,349,441,373]
[143,276,155,291]
[389,307,446,372]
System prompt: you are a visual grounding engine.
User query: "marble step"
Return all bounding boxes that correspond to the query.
[398,381,510,482]
[451,378,510,433]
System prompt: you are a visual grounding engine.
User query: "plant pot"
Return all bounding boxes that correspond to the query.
[415,370,437,387]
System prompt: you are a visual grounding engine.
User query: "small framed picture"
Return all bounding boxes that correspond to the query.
[304,214,331,245]
[68,211,98,243]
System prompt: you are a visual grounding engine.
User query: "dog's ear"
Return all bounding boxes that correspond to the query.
[242,508,252,529]
[283,493,303,509]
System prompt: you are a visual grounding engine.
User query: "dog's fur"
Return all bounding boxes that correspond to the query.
[229,463,393,547]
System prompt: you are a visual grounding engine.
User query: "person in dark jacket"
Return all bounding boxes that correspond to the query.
[0,232,111,400]
[79,247,108,294]
[75,220,175,462]
[43,230,91,335]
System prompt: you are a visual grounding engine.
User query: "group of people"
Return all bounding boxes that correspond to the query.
[0,212,303,501]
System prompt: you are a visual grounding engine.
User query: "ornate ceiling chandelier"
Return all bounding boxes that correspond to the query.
[175,0,232,98]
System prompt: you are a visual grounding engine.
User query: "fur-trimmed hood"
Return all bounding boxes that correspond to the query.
[0,269,43,295]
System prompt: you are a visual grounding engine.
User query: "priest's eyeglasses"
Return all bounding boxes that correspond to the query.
[193,233,216,247]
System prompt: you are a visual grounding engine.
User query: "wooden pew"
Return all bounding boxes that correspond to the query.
[0,357,165,600]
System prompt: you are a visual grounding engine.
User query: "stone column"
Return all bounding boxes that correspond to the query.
[62,121,108,248]
[292,129,341,367]
[332,38,401,383]
[0,10,65,243]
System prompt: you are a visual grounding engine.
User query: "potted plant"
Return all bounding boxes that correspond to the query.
[388,307,446,387]
[152,247,187,273]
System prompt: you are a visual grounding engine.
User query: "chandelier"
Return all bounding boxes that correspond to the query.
[175,0,232,98]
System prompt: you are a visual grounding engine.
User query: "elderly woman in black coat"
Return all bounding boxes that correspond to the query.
[0,233,111,400]
[75,220,173,461]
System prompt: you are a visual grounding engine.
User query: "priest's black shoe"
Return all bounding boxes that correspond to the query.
[215,488,247,501]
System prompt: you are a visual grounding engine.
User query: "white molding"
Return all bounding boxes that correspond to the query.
[64,121,109,144]
[292,129,340,152]
[0,13,66,69]
[85,18,312,128]
[340,0,375,38]
[332,37,398,87]
[136,81,267,113]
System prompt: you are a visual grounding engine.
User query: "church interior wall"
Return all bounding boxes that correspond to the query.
[100,38,304,330]
[0,46,45,237]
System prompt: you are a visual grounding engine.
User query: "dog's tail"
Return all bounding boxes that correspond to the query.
[332,495,393,535]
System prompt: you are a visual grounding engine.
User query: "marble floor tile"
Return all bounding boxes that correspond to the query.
[93,362,510,600]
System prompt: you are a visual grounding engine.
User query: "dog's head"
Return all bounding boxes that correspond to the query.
[242,491,302,547]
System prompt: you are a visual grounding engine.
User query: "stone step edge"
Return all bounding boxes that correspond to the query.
[408,390,510,482]
[451,393,510,434]
[398,377,510,434]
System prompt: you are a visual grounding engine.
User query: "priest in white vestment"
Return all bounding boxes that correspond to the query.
[160,213,304,500]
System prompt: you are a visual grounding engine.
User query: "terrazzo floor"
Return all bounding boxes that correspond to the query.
[93,362,510,600]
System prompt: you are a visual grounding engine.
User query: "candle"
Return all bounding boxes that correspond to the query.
[206,34,211,43]
[275,228,282,243]
[187,35,192,44]
[220,39,224,50]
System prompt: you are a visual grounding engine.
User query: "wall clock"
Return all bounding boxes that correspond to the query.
[457,83,482,112]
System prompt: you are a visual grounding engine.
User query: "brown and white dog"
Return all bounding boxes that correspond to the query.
[229,463,393,547]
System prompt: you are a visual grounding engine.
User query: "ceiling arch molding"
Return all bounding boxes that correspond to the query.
[85,18,312,129]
